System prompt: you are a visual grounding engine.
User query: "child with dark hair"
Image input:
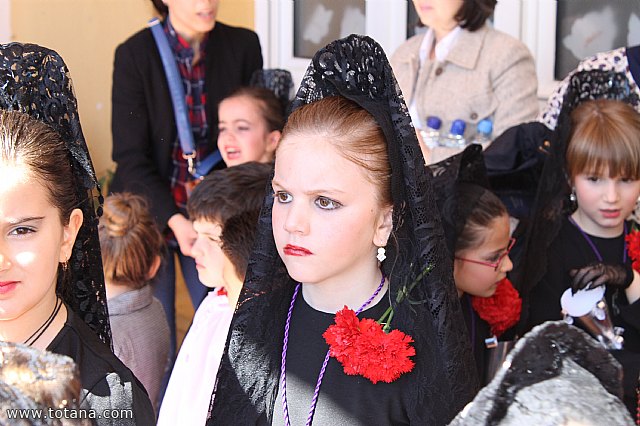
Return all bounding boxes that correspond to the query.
[157,161,272,426]
[217,86,285,167]
[99,192,170,413]
[0,43,154,425]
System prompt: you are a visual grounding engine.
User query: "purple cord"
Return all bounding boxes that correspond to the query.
[568,216,628,263]
[280,273,386,426]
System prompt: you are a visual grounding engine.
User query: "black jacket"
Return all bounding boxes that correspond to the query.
[110,21,263,228]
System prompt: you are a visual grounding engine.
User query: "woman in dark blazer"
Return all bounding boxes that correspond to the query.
[110,0,263,398]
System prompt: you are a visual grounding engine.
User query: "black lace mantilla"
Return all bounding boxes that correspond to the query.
[514,70,640,333]
[250,68,294,113]
[428,144,490,255]
[209,34,478,425]
[0,43,110,345]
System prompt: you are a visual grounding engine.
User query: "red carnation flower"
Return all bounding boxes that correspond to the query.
[471,278,521,337]
[323,307,415,384]
[625,229,640,273]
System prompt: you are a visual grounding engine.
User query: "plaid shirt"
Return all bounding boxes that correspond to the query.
[165,19,213,213]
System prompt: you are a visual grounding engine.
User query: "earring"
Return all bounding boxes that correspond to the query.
[60,261,68,272]
[569,188,577,203]
[376,247,386,262]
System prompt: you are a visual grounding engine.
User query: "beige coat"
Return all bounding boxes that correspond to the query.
[391,25,539,141]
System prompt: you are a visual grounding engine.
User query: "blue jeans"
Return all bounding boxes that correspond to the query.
[153,242,208,408]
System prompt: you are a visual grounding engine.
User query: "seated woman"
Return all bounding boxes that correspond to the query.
[0,43,154,425]
[391,0,538,163]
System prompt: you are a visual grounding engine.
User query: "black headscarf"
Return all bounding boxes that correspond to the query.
[428,144,491,256]
[209,34,478,425]
[0,43,110,345]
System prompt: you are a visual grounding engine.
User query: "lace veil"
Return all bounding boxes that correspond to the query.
[512,70,640,332]
[0,43,110,345]
[428,144,490,255]
[209,34,478,425]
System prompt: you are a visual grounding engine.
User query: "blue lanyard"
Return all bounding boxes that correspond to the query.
[149,18,222,178]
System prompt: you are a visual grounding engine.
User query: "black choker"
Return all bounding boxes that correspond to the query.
[23,297,63,347]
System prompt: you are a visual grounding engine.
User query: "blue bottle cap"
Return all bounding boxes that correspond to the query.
[477,119,493,135]
[426,116,442,130]
[450,119,466,136]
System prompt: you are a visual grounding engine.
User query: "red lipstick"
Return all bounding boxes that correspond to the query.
[0,281,18,295]
[284,244,312,256]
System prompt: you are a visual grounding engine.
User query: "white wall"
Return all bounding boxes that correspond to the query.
[0,0,10,43]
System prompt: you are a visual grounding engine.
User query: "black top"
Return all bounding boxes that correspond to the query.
[460,295,491,384]
[48,306,155,426]
[525,217,640,415]
[526,217,640,350]
[627,45,640,85]
[271,292,410,426]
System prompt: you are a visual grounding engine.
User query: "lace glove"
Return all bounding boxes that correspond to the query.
[569,262,634,294]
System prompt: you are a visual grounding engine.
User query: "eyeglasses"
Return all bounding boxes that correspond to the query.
[455,237,516,271]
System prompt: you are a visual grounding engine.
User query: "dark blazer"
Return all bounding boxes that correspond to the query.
[110,21,263,228]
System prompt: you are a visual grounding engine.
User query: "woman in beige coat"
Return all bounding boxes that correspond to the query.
[391,0,538,164]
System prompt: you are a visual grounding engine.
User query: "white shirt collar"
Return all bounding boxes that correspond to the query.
[418,26,462,65]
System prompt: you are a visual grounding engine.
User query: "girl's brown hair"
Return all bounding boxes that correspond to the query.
[279,96,392,207]
[221,86,286,132]
[99,193,165,289]
[567,99,640,181]
[0,110,77,225]
[454,185,508,253]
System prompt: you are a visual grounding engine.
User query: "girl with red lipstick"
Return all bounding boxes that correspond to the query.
[0,43,154,424]
[515,94,640,416]
[208,35,478,426]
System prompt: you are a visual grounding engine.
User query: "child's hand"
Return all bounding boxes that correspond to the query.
[569,262,633,294]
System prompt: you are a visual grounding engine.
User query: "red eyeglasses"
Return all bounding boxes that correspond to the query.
[455,237,516,271]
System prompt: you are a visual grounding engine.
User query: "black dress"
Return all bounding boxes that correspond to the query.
[526,216,640,415]
[48,306,155,426]
[460,295,492,384]
[271,293,410,426]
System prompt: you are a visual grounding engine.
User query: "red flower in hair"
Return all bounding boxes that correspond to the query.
[323,307,415,384]
[471,278,521,337]
[625,229,640,273]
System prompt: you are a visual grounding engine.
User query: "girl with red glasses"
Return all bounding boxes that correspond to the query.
[431,145,521,385]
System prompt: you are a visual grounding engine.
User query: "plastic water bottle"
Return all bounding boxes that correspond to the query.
[471,119,493,148]
[441,119,466,148]
[419,116,442,149]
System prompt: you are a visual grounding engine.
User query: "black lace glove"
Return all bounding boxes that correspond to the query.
[569,262,634,294]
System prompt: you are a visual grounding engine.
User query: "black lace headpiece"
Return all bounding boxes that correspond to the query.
[209,34,478,425]
[250,68,294,114]
[428,144,491,255]
[0,43,110,345]
[513,70,640,332]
